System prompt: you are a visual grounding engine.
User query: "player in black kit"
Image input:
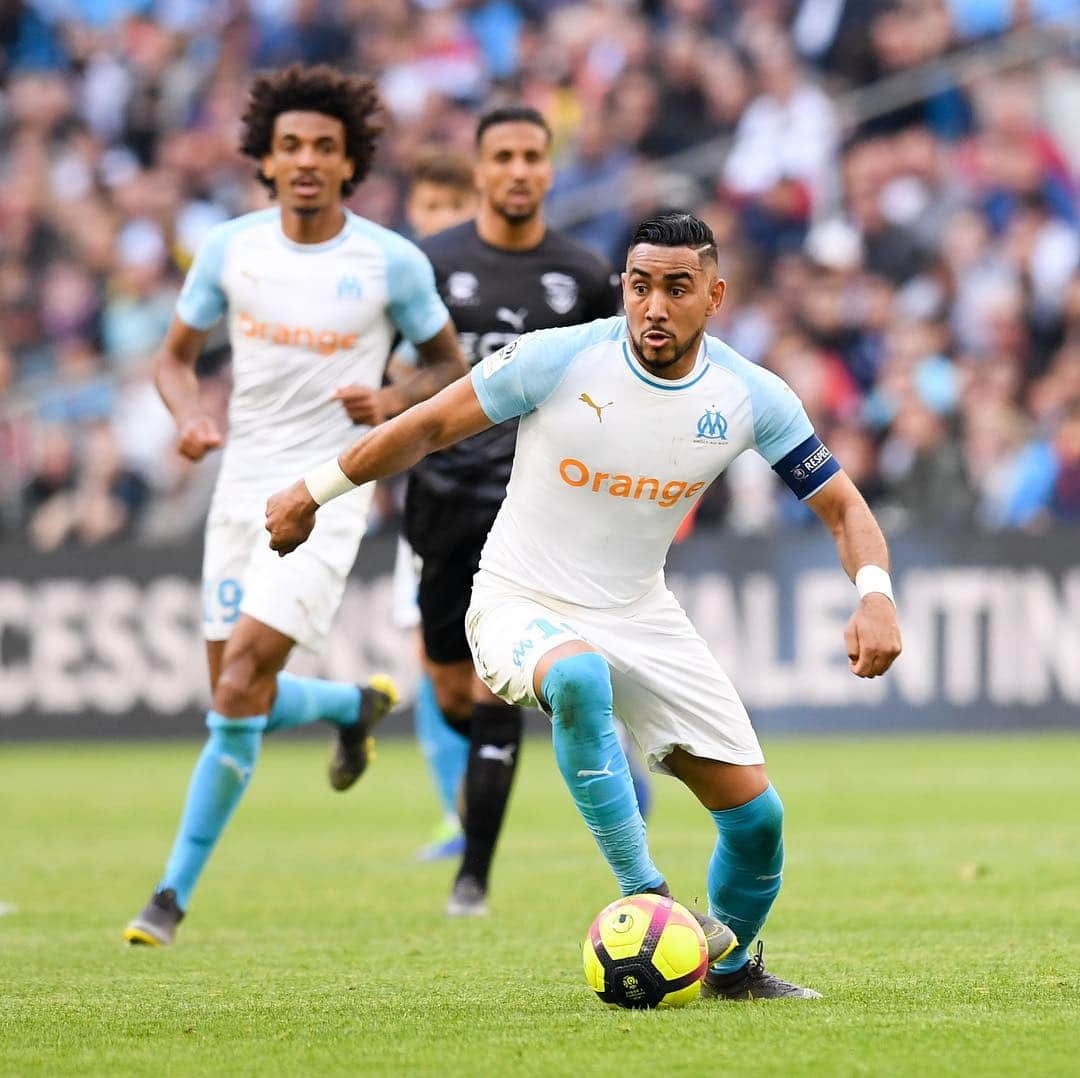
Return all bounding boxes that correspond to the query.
[406,106,619,916]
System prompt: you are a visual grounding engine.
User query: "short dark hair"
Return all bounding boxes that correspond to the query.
[629,211,718,264]
[475,104,552,147]
[409,146,475,193]
[240,64,382,197]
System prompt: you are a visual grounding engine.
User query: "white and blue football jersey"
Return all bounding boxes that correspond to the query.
[471,317,840,607]
[177,208,448,521]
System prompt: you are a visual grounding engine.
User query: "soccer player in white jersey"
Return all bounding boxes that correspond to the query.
[123,65,468,947]
[266,212,902,998]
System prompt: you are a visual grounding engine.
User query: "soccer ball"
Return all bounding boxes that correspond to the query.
[582,893,709,1009]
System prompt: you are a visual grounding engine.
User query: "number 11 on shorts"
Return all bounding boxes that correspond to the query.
[527,617,575,640]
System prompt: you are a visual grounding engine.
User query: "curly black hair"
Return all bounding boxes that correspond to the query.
[240,64,383,197]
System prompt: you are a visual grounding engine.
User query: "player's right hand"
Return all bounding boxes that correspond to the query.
[176,415,223,461]
[265,479,318,556]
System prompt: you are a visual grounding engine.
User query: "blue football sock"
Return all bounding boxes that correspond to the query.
[159,712,266,911]
[264,672,360,734]
[630,757,652,821]
[542,653,663,896]
[707,783,785,973]
[617,721,652,821]
[414,673,468,818]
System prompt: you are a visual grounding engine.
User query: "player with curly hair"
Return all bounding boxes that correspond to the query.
[123,65,468,946]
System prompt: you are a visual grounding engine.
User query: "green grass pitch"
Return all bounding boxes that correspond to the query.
[1,733,1077,1076]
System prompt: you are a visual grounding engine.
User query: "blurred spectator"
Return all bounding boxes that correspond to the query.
[879,400,975,525]
[793,0,882,85]
[254,0,352,68]
[23,422,149,551]
[0,2,66,79]
[102,219,178,369]
[723,29,837,258]
[550,109,633,263]
[36,338,114,424]
[862,0,974,140]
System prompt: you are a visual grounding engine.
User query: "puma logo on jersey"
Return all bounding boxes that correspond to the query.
[579,393,614,422]
[496,307,528,332]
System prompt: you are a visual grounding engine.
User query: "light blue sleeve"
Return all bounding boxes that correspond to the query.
[175,223,231,329]
[711,342,813,464]
[384,236,450,345]
[747,364,815,464]
[471,317,625,423]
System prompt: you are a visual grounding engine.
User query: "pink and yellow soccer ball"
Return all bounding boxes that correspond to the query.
[582,894,709,1009]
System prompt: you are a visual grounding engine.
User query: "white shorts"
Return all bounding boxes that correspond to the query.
[202,486,374,653]
[465,573,763,774]
[390,535,421,631]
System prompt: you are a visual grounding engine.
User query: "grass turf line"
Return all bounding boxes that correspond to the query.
[1,735,1077,1077]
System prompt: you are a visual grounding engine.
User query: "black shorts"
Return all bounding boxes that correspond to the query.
[403,482,501,664]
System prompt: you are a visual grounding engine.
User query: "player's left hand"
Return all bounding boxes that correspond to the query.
[265,480,318,557]
[844,594,902,678]
[332,384,386,425]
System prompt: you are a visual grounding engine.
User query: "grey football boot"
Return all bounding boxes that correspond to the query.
[123,888,184,947]
[701,941,822,1000]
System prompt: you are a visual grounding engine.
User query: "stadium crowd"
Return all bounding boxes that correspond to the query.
[2,0,1079,548]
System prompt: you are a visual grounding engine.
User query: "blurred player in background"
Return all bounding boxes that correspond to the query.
[267,210,903,998]
[402,106,626,916]
[379,148,479,862]
[123,65,467,946]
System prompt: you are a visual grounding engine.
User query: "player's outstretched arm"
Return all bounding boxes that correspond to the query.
[265,374,493,556]
[806,472,902,679]
[153,316,222,461]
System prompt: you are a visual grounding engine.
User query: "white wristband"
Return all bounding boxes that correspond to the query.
[855,565,895,605]
[303,458,356,506]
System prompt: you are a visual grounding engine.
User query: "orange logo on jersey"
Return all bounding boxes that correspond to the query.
[237,311,358,356]
[558,457,705,508]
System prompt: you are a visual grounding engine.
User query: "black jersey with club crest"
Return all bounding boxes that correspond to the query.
[411,221,619,504]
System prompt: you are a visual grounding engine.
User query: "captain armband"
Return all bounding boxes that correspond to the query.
[771,434,840,500]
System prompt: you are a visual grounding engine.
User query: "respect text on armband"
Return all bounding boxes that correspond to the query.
[791,443,833,481]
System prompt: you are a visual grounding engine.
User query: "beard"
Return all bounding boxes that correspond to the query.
[632,328,702,373]
[494,199,539,225]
